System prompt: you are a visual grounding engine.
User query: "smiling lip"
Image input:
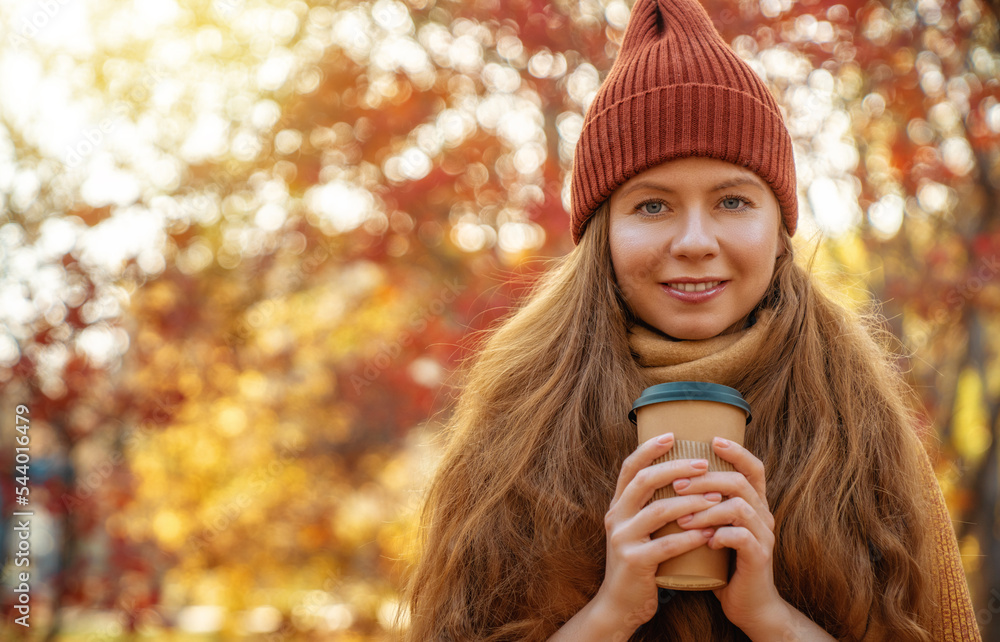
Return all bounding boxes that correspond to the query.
[660,280,728,302]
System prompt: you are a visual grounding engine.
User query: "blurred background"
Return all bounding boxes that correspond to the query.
[0,0,997,639]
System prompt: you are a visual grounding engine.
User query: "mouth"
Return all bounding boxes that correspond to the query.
[662,280,726,293]
[660,280,729,303]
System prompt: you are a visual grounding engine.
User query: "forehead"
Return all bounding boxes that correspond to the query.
[623,156,764,187]
[617,157,766,192]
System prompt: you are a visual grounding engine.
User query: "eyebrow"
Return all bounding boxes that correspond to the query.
[618,176,765,198]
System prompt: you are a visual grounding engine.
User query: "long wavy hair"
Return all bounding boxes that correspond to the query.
[401,202,935,641]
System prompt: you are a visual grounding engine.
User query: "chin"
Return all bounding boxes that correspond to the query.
[653,323,724,341]
[670,329,721,341]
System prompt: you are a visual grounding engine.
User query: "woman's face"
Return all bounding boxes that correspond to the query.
[608,156,784,341]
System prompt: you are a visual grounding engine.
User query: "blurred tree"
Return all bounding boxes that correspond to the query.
[1,0,998,639]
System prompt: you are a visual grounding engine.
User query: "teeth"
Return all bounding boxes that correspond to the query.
[667,280,722,293]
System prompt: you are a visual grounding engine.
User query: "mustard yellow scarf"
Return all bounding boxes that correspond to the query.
[627,308,775,387]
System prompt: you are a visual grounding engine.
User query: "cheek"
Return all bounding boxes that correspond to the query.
[730,241,778,286]
[608,224,629,275]
[609,226,650,286]
[721,223,779,285]
[747,253,777,284]
[727,219,779,261]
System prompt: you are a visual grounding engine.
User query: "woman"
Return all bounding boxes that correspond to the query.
[402,0,980,639]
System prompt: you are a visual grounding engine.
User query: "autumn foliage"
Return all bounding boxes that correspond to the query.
[0,0,998,639]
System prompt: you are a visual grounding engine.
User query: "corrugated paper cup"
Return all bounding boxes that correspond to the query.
[629,381,752,590]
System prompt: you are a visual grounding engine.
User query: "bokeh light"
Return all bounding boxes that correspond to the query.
[1,0,998,639]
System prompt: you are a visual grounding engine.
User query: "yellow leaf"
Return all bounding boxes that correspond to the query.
[952,367,990,461]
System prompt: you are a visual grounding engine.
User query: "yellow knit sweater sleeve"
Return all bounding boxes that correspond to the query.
[916,444,981,641]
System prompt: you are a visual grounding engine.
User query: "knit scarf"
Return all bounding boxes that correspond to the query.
[627,308,775,388]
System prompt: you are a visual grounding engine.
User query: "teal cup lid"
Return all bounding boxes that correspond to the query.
[629,381,752,425]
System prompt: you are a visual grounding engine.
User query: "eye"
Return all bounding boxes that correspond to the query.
[635,199,667,217]
[720,195,753,211]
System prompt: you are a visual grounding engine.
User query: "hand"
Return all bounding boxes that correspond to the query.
[594,432,722,639]
[669,437,787,633]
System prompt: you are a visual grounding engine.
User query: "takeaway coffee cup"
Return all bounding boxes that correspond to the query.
[628,381,752,590]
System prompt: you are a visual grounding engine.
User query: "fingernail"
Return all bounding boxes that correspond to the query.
[714,437,730,448]
[701,529,715,538]
[691,459,708,470]
[673,478,690,491]
[657,433,674,445]
[677,514,692,525]
[705,492,722,502]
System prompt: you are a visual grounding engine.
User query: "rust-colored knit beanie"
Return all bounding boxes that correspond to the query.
[570,0,798,243]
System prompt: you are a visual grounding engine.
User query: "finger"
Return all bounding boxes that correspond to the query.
[671,471,774,530]
[675,497,775,548]
[711,438,767,501]
[644,527,716,564]
[618,457,709,516]
[624,493,723,541]
[707,525,773,571]
[612,433,675,505]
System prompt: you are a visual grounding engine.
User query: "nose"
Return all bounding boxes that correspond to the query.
[669,210,719,260]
